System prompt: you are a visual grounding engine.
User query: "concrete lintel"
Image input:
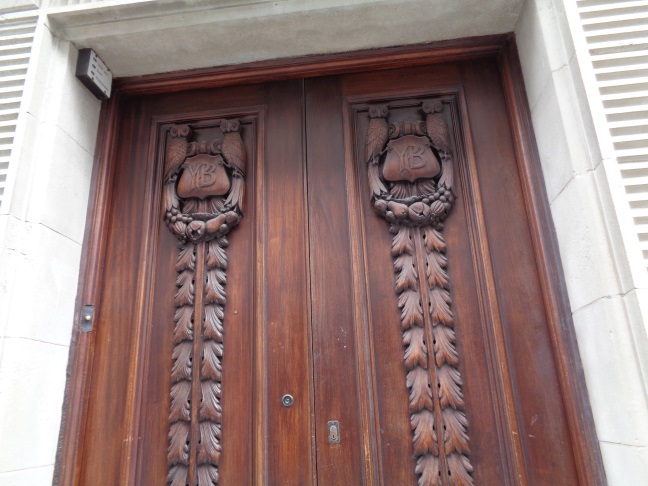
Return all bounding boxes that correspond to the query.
[46,0,523,77]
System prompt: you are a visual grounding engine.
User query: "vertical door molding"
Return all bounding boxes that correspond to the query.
[498,40,607,486]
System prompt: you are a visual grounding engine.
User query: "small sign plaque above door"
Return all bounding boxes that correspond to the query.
[75,48,112,100]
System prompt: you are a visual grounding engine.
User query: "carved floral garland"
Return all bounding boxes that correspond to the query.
[163,120,246,486]
[365,101,474,486]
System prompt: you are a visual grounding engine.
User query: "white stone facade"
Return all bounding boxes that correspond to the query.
[0,0,646,484]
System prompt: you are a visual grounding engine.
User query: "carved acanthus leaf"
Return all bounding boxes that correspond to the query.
[403,326,428,369]
[407,367,434,413]
[411,410,439,456]
[416,454,442,486]
[433,326,459,367]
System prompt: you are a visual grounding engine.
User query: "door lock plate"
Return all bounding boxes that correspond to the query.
[327,420,340,444]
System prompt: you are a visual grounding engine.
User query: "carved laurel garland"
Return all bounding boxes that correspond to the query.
[163,120,246,486]
[365,101,473,485]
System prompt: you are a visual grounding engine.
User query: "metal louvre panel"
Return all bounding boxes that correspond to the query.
[578,0,648,272]
[0,7,37,209]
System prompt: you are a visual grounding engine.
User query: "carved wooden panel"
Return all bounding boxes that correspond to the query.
[364,99,473,486]
[163,119,247,486]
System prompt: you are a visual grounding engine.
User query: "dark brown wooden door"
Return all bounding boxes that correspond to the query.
[71,57,592,486]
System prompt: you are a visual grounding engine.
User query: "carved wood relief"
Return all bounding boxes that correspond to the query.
[163,120,247,486]
[364,100,474,486]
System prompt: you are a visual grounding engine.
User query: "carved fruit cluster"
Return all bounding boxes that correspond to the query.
[164,206,241,243]
[373,185,455,230]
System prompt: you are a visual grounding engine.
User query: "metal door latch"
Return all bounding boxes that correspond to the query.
[327,420,340,444]
[80,305,94,332]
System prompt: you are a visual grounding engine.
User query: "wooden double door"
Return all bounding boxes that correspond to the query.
[70,52,599,485]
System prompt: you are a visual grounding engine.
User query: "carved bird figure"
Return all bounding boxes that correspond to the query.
[221,119,247,211]
[164,125,191,182]
[220,119,246,176]
[366,105,389,164]
[366,105,389,197]
[423,101,453,190]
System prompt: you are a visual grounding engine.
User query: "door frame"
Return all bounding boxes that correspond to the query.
[54,34,606,486]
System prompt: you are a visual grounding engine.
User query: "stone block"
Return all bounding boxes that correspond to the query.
[530,78,575,202]
[0,337,69,472]
[573,295,648,446]
[3,221,81,346]
[30,127,93,244]
[550,168,630,311]
[0,465,54,486]
[515,0,551,109]
[600,442,648,486]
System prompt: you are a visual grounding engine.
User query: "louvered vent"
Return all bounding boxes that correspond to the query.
[0,7,37,210]
[577,0,648,272]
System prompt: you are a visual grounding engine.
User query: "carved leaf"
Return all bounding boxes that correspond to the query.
[423,226,447,253]
[165,182,180,213]
[368,163,388,197]
[404,326,428,369]
[200,380,223,422]
[171,341,193,382]
[173,306,193,343]
[197,464,220,486]
[426,113,451,153]
[175,245,195,272]
[429,287,453,326]
[416,454,442,486]
[168,464,189,486]
[205,271,226,305]
[204,304,224,342]
[407,366,434,413]
[169,380,191,423]
[201,341,223,381]
[207,240,228,269]
[168,421,190,465]
[437,364,464,409]
[426,251,449,289]
[446,453,474,486]
[433,325,459,367]
[443,408,470,454]
[214,268,227,284]
[396,257,418,292]
[439,155,454,191]
[416,179,436,195]
[366,117,388,163]
[175,270,194,307]
[198,421,222,462]
[225,175,245,210]
[392,227,414,256]
[390,182,410,199]
[399,288,424,330]
[411,410,439,456]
